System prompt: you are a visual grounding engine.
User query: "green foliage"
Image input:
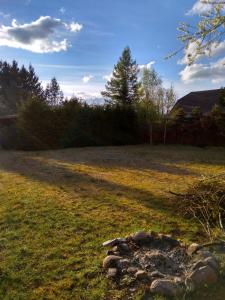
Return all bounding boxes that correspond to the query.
[219,87,225,108]
[101,47,140,106]
[60,103,139,148]
[17,97,61,150]
[211,104,225,136]
[0,124,18,149]
[191,106,202,119]
[16,96,139,150]
[0,60,44,115]
[142,67,162,99]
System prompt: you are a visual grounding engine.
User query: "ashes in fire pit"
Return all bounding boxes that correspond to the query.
[102,231,221,298]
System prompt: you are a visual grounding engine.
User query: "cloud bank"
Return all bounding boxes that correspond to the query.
[0,16,83,53]
[186,0,213,15]
[179,2,225,84]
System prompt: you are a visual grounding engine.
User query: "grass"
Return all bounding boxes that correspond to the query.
[0,145,225,299]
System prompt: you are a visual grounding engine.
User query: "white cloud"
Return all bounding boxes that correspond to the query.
[0,16,83,53]
[180,56,225,83]
[59,7,66,14]
[139,61,155,70]
[178,41,201,65]
[68,22,83,32]
[82,75,94,83]
[186,0,213,15]
[103,73,113,81]
[179,39,225,65]
[0,11,10,19]
[179,37,225,83]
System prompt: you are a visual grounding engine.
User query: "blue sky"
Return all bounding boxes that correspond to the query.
[0,0,224,101]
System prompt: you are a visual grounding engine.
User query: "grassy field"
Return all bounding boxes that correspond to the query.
[0,145,225,300]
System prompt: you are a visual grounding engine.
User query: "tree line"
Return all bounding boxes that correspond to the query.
[0,47,178,149]
[0,60,64,116]
[1,47,225,150]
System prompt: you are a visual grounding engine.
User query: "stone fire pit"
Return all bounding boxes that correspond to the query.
[102,231,221,298]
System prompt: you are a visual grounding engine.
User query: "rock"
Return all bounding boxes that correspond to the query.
[187,243,200,256]
[192,260,206,271]
[135,270,149,280]
[150,279,183,297]
[127,267,138,274]
[197,250,213,259]
[118,243,130,253]
[132,231,151,245]
[119,258,130,269]
[148,231,158,238]
[192,257,219,273]
[113,243,130,254]
[186,265,218,289]
[174,277,184,284]
[102,238,126,248]
[103,255,122,269]
[159,234,180,248]
[107,268,118,278]
[150,271,165,278]
[204,256,219,272]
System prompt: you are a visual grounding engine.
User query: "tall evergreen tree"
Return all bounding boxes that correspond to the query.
[45,77,64,106]
[20,64,44,101]
[101,47,140,106]
[0,60,44,115]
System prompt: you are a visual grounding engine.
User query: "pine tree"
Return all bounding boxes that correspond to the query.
[0,61,44,115]
[20,64,44,101]
[101,47,140,106]
[45,77,64,106]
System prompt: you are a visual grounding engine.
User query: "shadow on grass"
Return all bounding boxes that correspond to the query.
[39,145,225,175]
[0,150,189,233]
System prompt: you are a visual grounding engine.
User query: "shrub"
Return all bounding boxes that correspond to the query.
[0,124,18,149]
[17,97,61,150]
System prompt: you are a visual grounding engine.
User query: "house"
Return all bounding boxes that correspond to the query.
[172,89,222,117]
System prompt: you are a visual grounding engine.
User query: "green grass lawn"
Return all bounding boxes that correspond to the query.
[0,145,225,300]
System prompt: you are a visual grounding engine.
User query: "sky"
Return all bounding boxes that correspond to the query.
[0,0,225,102]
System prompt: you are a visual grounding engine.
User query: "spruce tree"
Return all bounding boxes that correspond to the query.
[101,47,140,106]
[20,64,44,101]
[0,61,44,115]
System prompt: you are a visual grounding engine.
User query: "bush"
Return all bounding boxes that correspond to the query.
[15,97,140,150]
[0,124,18,149]
[17,97,61,150]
